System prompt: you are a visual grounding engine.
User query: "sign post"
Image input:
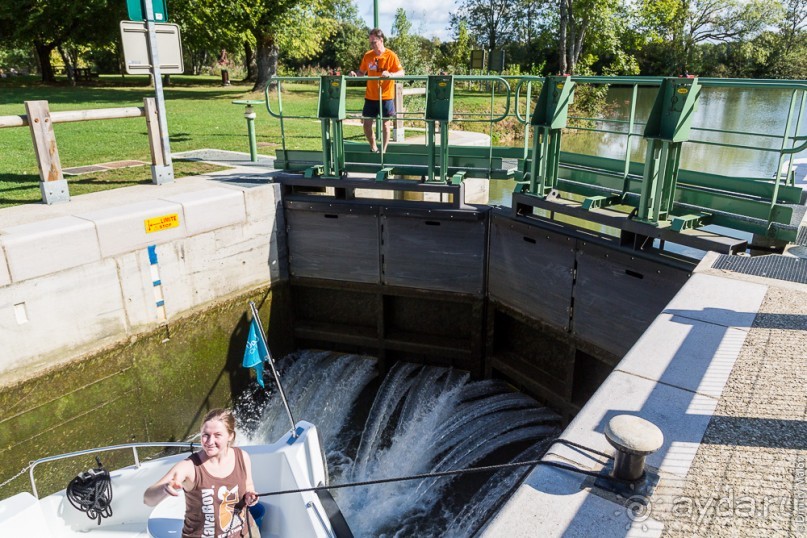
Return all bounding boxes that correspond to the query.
[139,0,174,184]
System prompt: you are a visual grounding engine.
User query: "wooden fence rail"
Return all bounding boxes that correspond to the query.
[0,98,169,204]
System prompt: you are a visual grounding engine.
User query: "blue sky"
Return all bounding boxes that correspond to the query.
[354,0,457,41]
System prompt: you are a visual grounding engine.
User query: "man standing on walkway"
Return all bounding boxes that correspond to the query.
[350,29,404,153]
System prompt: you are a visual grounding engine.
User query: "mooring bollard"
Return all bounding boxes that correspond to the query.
[604,414,664,481]
[232,100,264,162]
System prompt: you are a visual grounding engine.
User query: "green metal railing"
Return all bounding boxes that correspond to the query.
[264,74,807,243]
[265,74,513,182]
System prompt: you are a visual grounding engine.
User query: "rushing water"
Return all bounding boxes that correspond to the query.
[240,350,562,537]
[489,85,807,207]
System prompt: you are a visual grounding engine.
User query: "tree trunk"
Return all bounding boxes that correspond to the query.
[244,40,256,81]
[35,42,56,83]
[57,45,76,86]
[558,0,569,74]
[571,20,586,73]
[252,31,278,92]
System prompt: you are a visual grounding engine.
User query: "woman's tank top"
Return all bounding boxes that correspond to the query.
[182,447,250,538]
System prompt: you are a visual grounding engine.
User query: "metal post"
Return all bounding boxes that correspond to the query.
[321,119,332,176]
[245,105,257,162]
[334,120,345,176]
[440,120,449,183]
[604,415,663,482]
[427,121,436,182]
[249,301,298,438]
[143,0,174,184]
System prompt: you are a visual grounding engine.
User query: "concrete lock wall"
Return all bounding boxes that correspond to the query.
[0,180,288,382]
[0,179,292,498]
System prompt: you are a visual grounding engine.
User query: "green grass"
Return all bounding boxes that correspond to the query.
[0,75,526,208]
[0,75,368,208]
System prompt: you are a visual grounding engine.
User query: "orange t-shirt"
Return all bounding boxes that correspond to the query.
[359,49,403,101]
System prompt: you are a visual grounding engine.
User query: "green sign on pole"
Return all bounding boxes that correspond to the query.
[127,0,167,22]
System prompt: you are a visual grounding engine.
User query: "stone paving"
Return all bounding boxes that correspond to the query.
[654,285,807,537]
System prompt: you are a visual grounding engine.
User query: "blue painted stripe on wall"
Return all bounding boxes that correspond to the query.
[156,300,165,307]
[148,245,158,265]
[152,280,161,287]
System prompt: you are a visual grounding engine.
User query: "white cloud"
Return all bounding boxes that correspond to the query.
[354,0,456,41]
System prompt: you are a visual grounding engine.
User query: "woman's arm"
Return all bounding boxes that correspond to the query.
[143,459,193,507]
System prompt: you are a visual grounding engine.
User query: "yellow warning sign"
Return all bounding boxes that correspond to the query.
[145,214,179,233]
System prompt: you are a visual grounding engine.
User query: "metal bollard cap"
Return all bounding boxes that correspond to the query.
[604,415,664,456]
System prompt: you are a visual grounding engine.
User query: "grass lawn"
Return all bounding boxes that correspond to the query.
[0,74,369,208]
[0,74,526,208]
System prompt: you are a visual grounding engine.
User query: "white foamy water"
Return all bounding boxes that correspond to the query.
[242,350,561,537]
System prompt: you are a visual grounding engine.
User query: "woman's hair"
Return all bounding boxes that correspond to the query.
[202,408,236,442]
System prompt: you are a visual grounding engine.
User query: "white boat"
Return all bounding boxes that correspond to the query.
[0,420,352,537]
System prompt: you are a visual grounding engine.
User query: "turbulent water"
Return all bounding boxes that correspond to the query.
[239,350,562,537]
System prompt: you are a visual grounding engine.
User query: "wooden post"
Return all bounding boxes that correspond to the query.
[144,97,165,169]
[393,82,404,142]
[25,100,69,204]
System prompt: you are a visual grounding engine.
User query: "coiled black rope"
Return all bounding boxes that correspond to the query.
[66,457,113,525]
[255,437,618,498]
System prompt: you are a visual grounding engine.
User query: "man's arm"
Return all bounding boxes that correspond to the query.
[382,52,404,78]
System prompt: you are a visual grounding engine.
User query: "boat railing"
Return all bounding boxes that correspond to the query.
[28,441,200,498]
[306,500,336,538]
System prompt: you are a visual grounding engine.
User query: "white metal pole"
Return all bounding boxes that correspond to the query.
[143,0,174,184]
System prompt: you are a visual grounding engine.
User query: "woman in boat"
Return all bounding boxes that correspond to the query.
[144,408,261,537]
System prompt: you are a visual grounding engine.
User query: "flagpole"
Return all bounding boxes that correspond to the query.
[249,301,298,438]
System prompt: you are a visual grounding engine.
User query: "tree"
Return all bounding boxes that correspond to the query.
[445,20,473,72]
[0,0,123,81]
[248,0,340,90]
[170,0,246,76]
[450,0,521,51]
[319,0,367,72]
[389,9,432,75]
[636,0,781,74]
[557,0,622,74]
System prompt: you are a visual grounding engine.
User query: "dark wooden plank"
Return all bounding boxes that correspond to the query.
[572,241,690,358]
[382,209,488,295]
[488,214,576,331]
[286,207,380,283]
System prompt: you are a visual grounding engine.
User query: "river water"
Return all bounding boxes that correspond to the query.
[490,85,807,207]
[240,350,562,537]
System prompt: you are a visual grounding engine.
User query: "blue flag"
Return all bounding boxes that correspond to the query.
[242,317,267,388]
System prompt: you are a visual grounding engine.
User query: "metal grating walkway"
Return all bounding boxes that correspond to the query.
[797,225,807,246]
[711,253,807,285]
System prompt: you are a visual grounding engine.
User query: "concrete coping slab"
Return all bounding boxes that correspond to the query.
[483,266,773,537]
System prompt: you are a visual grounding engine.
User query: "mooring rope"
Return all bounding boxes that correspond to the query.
[256,437,617,498]
[0,464,32,491]
[65,457,113,525]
